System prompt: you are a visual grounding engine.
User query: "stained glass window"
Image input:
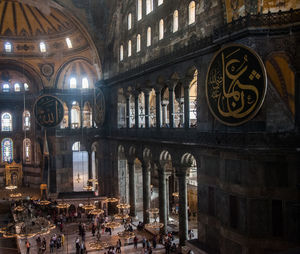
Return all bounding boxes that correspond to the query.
[2,138,13,162]
[23,111,30,130]
[23,138,31,163]
[1,113,12,131]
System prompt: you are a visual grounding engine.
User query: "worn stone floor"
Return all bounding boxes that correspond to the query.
[17,214,198,254]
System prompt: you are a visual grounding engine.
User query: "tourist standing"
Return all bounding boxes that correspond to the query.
[116,238,121,253]
[26,240,31,254]
[133,236,138,249]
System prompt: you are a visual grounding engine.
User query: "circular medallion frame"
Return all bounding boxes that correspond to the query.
[205,44,267,126]
[34,95,64,128]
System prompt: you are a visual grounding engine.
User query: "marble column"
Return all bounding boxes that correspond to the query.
[161,100,169,127]
[128,161,136,217]
[88,152,92,180]
[144,90,150,128]
[184,84,190,129]
[68,103,72,129]
[142,162,151,223]
[158,166,167,234]
[134,93,139,128]
[80,102,83,128]
[155,89,161,128]
[177,170,188,246]
[126,96,130,128]
[169,87,175,128]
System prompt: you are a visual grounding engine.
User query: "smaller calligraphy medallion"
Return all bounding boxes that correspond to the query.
[206,44,267,126]
[34,95,64,128]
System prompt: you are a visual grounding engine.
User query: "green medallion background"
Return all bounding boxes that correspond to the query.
[34,95,64,128]
[206,44,267,126]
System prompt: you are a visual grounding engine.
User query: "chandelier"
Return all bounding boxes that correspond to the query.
[76,173,82,183]
[105,197,119,203]
[89,240,108,250]
[10,193,22,198]
[172,192,179,198]
[37,200,51,206]
[5,185,17,190]
[56,201,70,210]
[89,208,104,216]
[145,207,164,229]
[105,221,121,229]
[83,185,93,191]
[117,230,135,239]
[14,205,25,212]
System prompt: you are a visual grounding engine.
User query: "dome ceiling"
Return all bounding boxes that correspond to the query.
[0,0,74,38]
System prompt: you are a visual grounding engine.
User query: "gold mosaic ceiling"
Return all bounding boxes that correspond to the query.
[0,0,73,38]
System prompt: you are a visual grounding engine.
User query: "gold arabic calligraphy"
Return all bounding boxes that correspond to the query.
[207,46,264,124]
[35,96,63,127]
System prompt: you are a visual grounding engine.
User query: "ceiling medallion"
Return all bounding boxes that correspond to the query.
[40,63,54,78]
[206,44,267,126]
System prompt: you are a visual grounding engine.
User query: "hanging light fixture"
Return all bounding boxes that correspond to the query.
[172,192,179,198]
[105,197,119,203]
[10,193,22,198]
[76,172,82,183]
[82,198,96,211]
[89,208,104,216]
[5,185,18,190]
[56,199,70,210]
[37,200,51,206]
[14,205,25,212]
[145,190,164,229]
[89,240,109,250]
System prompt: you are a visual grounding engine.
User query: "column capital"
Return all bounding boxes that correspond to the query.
[141,160,151,172]
[166,80,178,90]
[142,88,152,95]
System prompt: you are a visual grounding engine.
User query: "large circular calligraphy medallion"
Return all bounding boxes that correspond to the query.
[34,95,64,128]
[206,44,267,126]
[94,89,105,127]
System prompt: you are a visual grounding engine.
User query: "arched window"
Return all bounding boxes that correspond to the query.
[23,111,30,131]
[72,141,88,192]
[173,10,179,32]
[128,40,132,57]
[71,101,80,129]
[189,70,198,127]
[83,102,92,128]
[23,138,31,164]
[146,0,153,14]
[159,19,164,40]
[24,83,29,91]
[72,141,80,151]
[158,0,163,6]
[189,1,196,25]
[137,0,142,20]
[147,27,151,47]
[120,45,124,61]
[82,77,89,89]
[137,34,141,52]
[128,13,132,30]
[14,83,20,92]
[66,37,73,48]
[3,83,10,92]
[1,113,12,131]
[4,42,12,52]
[39,42,46,52]
[70,77,77,89]
[60,102,69,129]
[2,138,13,162]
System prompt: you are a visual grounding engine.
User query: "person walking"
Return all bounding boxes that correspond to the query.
[26,240,31,254]
[116,238,121,253]
[133,236,138,249]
